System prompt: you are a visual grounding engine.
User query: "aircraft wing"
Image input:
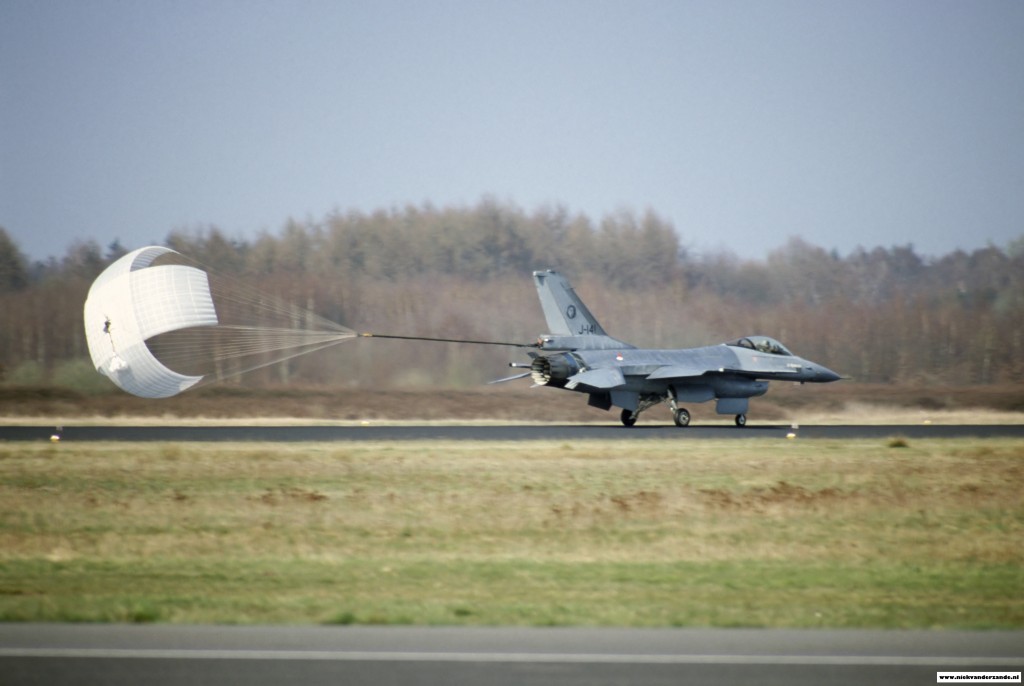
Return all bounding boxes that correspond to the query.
[566,367,625,390]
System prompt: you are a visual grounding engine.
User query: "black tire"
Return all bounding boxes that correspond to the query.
[735,414,747,427]
[673,408,691,427]
[620,409,637,427]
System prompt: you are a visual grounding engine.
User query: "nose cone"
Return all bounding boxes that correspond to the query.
[814,364,842,383]
[798,359,841,382]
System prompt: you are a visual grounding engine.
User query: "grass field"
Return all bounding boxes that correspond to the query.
[1,438,1022,628]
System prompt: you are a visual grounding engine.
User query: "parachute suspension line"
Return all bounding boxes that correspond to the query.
[164,249,352,334]
[202,279,351,333]
[148,327,355,367]
[197,335,353,383]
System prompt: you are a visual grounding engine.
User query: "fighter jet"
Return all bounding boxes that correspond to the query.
[497,270,841,427]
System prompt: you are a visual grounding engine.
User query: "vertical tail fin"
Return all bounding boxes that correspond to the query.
[532,270,607,337]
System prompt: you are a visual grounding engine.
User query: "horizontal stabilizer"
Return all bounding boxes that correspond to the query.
[566,367,625,390]
[646,365,708,380]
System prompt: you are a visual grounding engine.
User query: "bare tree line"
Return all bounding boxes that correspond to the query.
[1,199,1022,390]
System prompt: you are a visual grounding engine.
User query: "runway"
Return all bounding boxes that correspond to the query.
[2,624,1021,686]
[2,423,1024,442]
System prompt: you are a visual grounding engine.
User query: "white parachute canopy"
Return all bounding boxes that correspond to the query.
[84,246,355,398]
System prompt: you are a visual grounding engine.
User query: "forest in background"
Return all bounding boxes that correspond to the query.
[1,198,1022,393]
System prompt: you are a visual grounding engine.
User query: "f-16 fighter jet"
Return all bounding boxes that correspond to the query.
[500,270,841,427]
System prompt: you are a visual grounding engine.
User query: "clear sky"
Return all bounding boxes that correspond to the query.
[2,0,1022,263]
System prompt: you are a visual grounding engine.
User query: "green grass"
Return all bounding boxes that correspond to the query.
[0,438,1022,628]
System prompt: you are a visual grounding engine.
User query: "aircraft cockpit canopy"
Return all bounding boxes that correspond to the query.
[727,336,793,356]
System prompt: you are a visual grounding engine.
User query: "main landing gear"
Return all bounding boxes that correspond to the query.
[617,393,749,428]
[620,394,666,427]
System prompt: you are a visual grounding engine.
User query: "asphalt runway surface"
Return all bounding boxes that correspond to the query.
[2,625,1021,686]
[3,423,1024,442]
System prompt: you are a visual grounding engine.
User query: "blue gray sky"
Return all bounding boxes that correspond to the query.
[2,0,1022,263]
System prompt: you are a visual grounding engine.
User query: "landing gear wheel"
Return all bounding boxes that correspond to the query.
[620,409,637,427]
[673,408,691,427]
[735,414,747,427]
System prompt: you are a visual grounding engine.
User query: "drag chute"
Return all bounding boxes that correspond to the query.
[84,246,354,398]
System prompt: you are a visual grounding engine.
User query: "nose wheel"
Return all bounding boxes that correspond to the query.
[673,408,691,427]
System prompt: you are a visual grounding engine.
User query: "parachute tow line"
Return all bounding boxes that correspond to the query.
[358,332,539,349]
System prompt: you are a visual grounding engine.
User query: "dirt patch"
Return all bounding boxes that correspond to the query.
[699,481,852,512]
[250,487,329,506]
